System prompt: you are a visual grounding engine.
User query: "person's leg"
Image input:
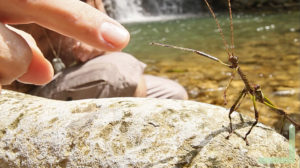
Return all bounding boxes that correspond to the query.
[30,52,146,100]
[144,75,188,100]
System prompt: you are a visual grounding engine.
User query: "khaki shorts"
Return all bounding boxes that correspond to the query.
[31,52,187,100]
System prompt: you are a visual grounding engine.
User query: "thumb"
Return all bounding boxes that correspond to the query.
[0,24,54,86]
[0,23,32,85]
[9,26,54,85]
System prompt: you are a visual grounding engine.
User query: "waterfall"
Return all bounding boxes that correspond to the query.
[103,0,145,22]
[103,0,202,23]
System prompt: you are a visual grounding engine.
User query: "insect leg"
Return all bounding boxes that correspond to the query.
[244,94,259,145]
[279,115,286,134]
[261,97,286,133]
[262,96,300,130]
[226,88,247,139]
[223,70,236,105]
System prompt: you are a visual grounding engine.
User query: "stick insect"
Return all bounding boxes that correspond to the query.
[151,0,300,145]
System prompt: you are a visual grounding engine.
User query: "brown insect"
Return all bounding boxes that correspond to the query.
[151,0,300,145]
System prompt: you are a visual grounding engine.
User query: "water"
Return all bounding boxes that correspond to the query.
[104,0,145,22]
[123,11,300,150]
[103,0,202,23]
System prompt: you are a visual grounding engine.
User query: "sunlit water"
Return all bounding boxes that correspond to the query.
[124,11,300,151]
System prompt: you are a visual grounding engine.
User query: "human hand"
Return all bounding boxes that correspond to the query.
[0,0,130,90]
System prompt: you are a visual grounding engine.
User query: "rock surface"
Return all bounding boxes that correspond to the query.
[0,90,299,168]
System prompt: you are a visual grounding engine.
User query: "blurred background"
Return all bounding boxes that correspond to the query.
[103,0,300,152]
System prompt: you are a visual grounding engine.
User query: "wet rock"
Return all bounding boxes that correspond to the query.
[165,68,188,73]
[188,87,200,98]
[0,90,299,168]
[273,89,298,97]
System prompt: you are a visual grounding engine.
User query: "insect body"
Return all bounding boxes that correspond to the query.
[151,0,300,145]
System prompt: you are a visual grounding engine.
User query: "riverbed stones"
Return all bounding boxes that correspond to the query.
[0,90,299,167]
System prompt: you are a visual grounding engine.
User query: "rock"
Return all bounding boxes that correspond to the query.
[0,90,299,168]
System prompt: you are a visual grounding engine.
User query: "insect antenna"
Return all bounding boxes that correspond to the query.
[203,0,231,57]
[222,0,236,105]
[227,0,235,54]
[223,0,239,105]
[203,0,236,104]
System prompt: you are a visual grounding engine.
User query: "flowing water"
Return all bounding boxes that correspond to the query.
[103,0,202,22]
[123,11,300,151]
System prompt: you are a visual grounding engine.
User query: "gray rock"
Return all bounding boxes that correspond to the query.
[0,90,299,168]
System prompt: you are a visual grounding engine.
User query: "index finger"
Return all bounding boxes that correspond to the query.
[1,0,130,51]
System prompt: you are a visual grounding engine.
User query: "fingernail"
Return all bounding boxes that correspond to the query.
[100,22,129,48]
